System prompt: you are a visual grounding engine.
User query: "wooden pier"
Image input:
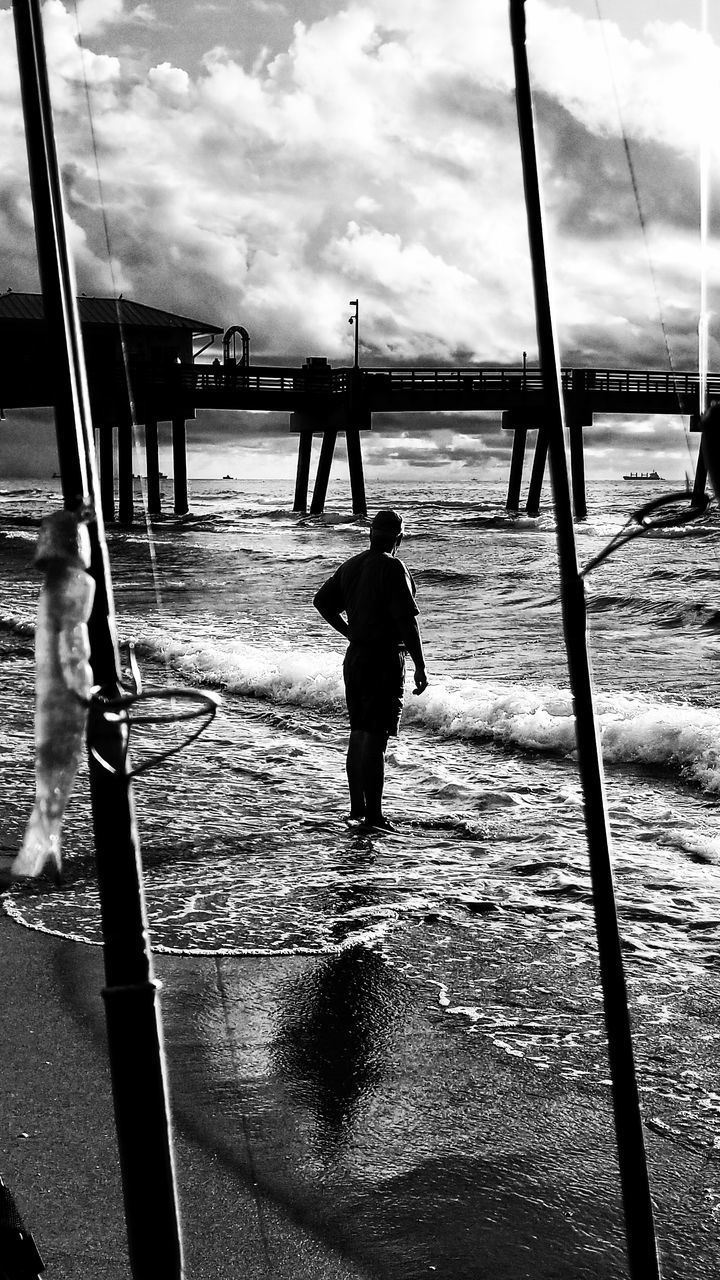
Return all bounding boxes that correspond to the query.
[1,293,714,521]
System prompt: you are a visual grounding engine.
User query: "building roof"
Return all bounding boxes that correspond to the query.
[0,291,223,333]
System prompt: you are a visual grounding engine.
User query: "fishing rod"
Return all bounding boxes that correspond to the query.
[697,0,720,508]
[508,4,662,1278]
[11,2,184,1276]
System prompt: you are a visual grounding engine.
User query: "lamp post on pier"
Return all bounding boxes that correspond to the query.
[348,298,359,368]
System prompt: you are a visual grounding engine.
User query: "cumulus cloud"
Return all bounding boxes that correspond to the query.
[74,0,125,35]
[147,61,191,101]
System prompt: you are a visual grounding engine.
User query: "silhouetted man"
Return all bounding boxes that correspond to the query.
[313,509,428,830]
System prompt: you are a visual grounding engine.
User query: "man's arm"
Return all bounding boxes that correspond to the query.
[389,559,427,695]
[313,577,350,639]
[313,594,350,639]
[399,616,428,695]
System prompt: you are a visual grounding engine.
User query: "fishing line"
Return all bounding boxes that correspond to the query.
[70,1,199,750]
[89,686,221,778]
[70,2,163,552]
[579,489,710,579]
[593,0,697,474]
[584,30,720,1214]
[502,488,712,613]
[699,0,711,417]
[694,2,720,534]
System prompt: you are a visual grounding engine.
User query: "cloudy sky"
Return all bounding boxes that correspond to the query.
[1,0,719,485]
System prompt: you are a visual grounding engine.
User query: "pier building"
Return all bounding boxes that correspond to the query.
[0,291,222,522]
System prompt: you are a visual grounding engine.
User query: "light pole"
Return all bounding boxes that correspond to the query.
[348,298,359,368]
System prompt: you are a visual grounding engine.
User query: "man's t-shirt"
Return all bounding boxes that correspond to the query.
[314,549,418,652]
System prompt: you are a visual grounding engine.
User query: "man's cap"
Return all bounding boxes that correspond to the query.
[370,508,404,536]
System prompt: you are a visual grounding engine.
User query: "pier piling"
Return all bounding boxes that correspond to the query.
[97,426,115,523]
[310,428,337,515]
[172,417,189,516]
[345,427,367,516]
[145,419,161,515]
[526,429,548,516]
[117,419,133,525]
[505,422,527,512]
[568,414,588,521]
[293,430,313,513]
[693,450,708,505]
[690,414,708,504]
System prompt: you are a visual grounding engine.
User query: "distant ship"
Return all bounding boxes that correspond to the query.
[622,470,662,481]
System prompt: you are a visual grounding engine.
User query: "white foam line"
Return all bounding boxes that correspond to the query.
[2,897,350,957]
[4,896,101,945]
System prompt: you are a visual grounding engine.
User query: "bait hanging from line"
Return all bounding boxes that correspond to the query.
[10,506,219,883]
[12,510,95,881]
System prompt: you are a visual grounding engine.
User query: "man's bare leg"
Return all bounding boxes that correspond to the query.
[361,730,393,829]
[347,729,394,828]
[346,729,366,818]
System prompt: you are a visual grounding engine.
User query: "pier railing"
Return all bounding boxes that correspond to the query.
[152,363,720,408]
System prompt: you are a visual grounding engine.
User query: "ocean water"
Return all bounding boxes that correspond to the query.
[2,471,720,1270]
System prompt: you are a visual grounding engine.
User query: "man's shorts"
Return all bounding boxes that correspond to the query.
[343,644,406,737]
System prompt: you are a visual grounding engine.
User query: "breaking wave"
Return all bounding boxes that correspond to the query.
[143,634,720,794]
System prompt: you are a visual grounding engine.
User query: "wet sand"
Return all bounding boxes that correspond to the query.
[0,907,369,1279]
[1,893,719,1279]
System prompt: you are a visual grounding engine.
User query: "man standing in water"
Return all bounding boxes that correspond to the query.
[313,509,428,830]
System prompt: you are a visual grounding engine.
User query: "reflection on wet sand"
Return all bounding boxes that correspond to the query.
[271,943,404,1143]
